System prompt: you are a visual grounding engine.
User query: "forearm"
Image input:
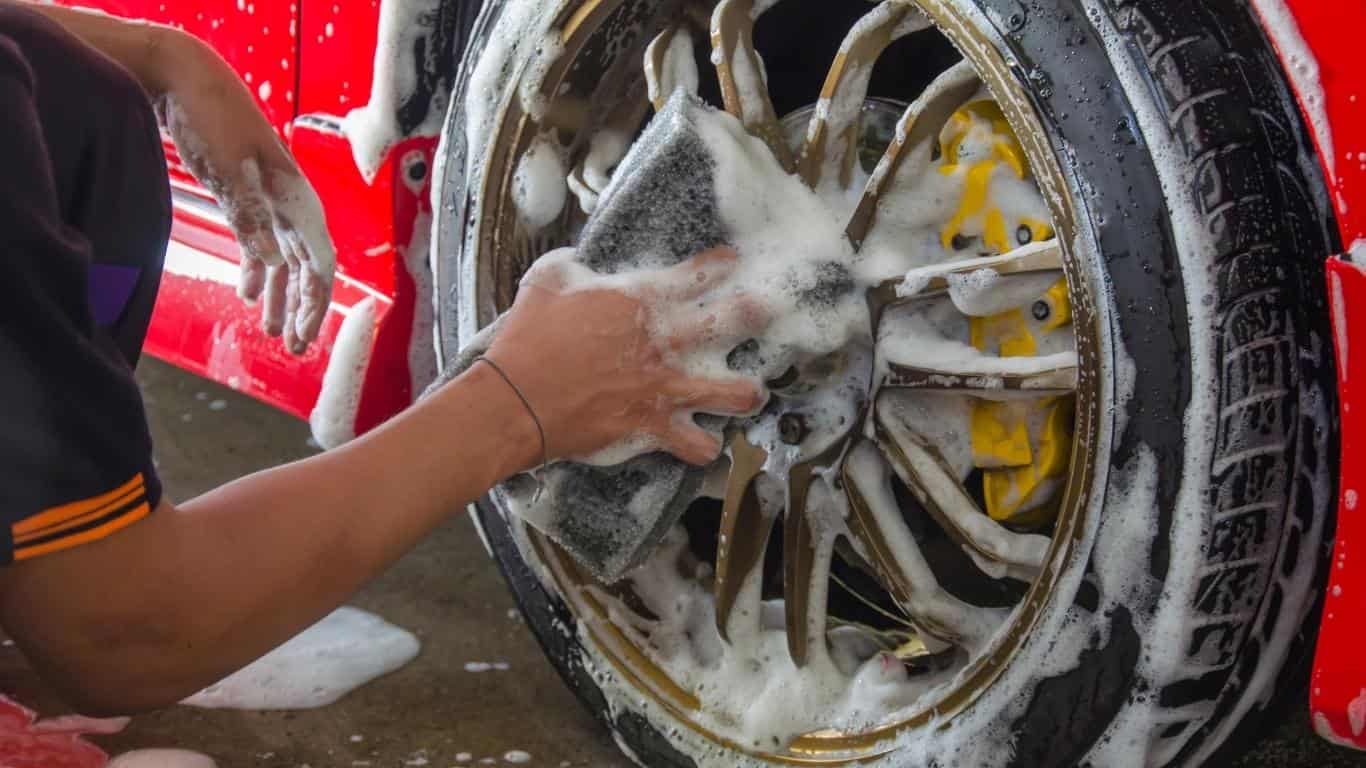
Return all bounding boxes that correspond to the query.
[0,364,538,714]
[19,3,186,95]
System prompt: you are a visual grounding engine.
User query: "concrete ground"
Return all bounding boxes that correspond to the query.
[0,357,1360,767]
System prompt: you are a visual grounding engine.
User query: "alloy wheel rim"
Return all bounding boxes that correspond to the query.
[467,0,1101,761]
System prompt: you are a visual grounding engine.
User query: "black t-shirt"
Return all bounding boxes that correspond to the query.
[0,6,169,564]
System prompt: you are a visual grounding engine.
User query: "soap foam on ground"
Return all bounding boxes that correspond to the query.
[107,750,217,768]
[183,607,419,710]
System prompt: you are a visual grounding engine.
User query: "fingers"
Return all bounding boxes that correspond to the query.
[659,417,725,466]
[295,260,332,348]
[668,375,767,417]
[238,256,267,303]
[666,292,770,352]
[652,246,738,301]
[253,168,336,353]
[261,263,289,337]
[270,228,304,354]
[517,247,578,293]
[283,258,303,355]
[278,224,333,348]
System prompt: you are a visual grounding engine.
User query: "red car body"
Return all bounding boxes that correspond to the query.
[51,0,1366,751]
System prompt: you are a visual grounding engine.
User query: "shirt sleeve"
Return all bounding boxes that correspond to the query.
[0,36,161,565]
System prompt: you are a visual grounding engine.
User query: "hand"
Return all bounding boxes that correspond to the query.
[156,34,335,354]
[481,247,769,465]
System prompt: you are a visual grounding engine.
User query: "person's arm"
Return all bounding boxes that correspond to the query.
[13,5,173,92]
[0,364,538,715]
[0,245,763,716]
[24,3,335,354]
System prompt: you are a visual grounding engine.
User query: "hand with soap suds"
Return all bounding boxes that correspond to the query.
[485,246,769,465]
[154,39,335,355]
[25,5,337,355]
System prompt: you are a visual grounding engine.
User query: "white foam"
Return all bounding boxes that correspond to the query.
[1249,0,1335,175]
[512,133,568,231]
[108,750,217,768]
[342,0,446,182]
[404,210,439,397]
[1315,711,1360,748]
[309,297,378,449]
[183,607,418,710]
[457,0,565,341]
[645,27,699,107]
[609,526,959,749]
[1350,689,1366,737]
[465,2,558,167]
[567,129,630,214]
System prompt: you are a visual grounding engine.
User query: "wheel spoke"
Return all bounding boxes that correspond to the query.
[783,463,819,667]
[881,239,1063,300]
[874,398,1051,576]
[841,440,1003,650]
[710,0,795,170]
[797,1,928,190]
[881,356,1077,395]
[866,240,1068,354]
[846,61,980,246]
[714,433,776,641]
[645,23,700,111]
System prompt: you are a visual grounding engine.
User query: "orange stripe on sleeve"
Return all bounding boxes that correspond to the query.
[13,501,151,561]
[13,483,144,544]
[12,474,143,538]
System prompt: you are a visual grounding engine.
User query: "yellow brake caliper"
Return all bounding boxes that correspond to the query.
[938,101,1054,252]
[968,280,1074,527]
[938,101,1074,527]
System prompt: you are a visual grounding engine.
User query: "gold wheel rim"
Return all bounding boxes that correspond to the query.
[469,1,1100,761]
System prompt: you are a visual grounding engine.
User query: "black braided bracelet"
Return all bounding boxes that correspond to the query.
[474,356,550,495]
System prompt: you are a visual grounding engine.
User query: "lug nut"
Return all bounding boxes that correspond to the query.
[778,413,809,445]
[1032,300,1051,321]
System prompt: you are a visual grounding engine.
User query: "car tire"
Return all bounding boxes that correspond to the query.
[433,0,1340,765]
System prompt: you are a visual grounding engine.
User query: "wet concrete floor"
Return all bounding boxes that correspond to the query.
[0,358,1358,767]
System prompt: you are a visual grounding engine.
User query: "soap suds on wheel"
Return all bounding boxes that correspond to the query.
[512,133,568,231]
[492,84,1067,751]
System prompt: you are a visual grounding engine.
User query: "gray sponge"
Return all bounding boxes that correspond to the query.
[504,93,729,582]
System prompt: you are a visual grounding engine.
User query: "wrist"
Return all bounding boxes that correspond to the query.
[452,360,545,479]
[144,25,204,95]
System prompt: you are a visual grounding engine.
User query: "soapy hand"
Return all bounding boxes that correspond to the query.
[485,246,769,465]
[156,35,335,354]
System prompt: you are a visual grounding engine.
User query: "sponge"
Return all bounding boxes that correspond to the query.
[499,93,733,583]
